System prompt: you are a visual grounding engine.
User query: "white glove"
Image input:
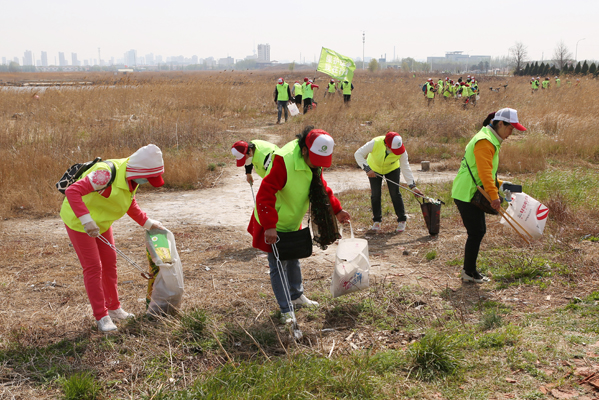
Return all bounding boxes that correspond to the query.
[144,218,166,231]
[84,220,100,237]
[499,181,512,192]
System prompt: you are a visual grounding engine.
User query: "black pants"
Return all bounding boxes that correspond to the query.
[454,199,486,275]
[369,168,406,223]
[343,94,351,103]
[295,95,302,106]
[303,98,312,114]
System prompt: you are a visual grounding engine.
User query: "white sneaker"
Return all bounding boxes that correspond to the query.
[96,315,118,332]
[292,294,319,308]
[280,311,296,324]
[108,307,135,321]
[396,221,407,233]
[370,222,381,231]
[461,269,490,283]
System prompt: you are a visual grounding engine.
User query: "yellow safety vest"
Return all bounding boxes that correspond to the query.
[366,136,401,175]
[276,82,289,101]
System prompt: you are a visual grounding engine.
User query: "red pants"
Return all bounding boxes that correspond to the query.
[66,225,120,320]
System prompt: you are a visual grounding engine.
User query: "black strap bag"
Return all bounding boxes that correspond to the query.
[56,158,116,195]
[417,196,444,235]
[274,227,313,261]
[464,158,502,215]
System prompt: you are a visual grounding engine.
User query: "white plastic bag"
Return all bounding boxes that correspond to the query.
[287,102,300,116]
[500,192,549,240]
[331,224,370,298]
[145,229,184,316]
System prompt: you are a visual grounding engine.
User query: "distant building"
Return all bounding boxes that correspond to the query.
[23,50,33,66]
[72,53,80,66]
[155,55,163,64]
[191,55,198,64]
[59,52,67,66]
[1,57,6,65]
[258,44,270,62]
[427,51,491,72]
[218,56,234,67]
[41,51,48,66]
[145,53,154,65]
[124,49,137,67]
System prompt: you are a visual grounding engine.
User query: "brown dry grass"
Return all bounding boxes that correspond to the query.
[2,71,599,219]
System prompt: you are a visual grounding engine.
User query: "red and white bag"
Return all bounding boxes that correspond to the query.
[500,192,549,240]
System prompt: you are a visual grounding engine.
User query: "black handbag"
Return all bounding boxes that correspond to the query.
[274,227,313,261]
[464,158,502,215]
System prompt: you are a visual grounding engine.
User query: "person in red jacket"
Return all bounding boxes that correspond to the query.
[248,126,350,323]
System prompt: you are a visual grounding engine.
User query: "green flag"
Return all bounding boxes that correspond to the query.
[317,47,356,83]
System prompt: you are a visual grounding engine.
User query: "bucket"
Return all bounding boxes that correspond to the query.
[331,223,370,298]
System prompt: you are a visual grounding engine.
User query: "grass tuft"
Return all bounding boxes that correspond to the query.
[407,331,461,381]
[60,371,101,400]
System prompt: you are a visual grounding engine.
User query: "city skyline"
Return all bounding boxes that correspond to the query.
[2,0,598,67]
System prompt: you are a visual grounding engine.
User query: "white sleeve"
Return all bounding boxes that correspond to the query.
[354,140,375,170]
[400,150,416,186]
[87,167,114,191]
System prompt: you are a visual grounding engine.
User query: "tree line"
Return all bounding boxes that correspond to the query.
[509,40,598,77]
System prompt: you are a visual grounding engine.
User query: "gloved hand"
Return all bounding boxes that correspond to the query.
[499,181,513,192]
[145,218,166,231]
[84,220,100,237]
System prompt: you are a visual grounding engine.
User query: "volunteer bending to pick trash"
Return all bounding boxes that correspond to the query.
[451,108,526,283]
[231,140,278,185]
[354,132,423,233]
[248,127,351,324]
[60,144,166,332]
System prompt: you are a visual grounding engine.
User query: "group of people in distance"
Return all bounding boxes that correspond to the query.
[273,77,354,123]
[530,76,561,92]
[423,75,480,108]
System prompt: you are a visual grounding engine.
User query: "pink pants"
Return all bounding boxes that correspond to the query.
[66,225,120,320]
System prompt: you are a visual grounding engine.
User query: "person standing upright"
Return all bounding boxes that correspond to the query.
[555,76,561,88]
[424,78,435,106]
[340,79,354,104]
[292,80,303,108]
[273,77,292,124]
[324,79,337,99]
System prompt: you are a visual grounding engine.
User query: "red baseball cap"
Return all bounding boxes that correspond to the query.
[384,132,405,155]
[278,77,284,84]
[304,77,309,82]
[231,140,249,167]
[147,175,165,187]
[305,130,334,168]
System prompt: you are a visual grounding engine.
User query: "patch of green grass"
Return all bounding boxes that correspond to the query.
[407,331,461,381]
[479,310,503,331]
[425,250,437,261]
[446,258,463,267]
[179,308,208,340]
[482,253,570,289]
[60,371,101,400]
[523,169,599,212]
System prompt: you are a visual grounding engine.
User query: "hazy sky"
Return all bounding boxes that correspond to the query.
[3,0,598,64]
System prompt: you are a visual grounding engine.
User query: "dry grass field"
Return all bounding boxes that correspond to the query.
[2,70,599,399]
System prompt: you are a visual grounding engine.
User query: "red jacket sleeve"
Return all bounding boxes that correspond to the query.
[126,197,149,226]
[321,174,342,214]
[64,176,95,218]
[255,155,287,230]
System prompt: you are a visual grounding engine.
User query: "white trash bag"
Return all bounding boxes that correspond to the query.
[287,102,300,117]
[145,229,184,316]
[500,192,549,240]
[331,224,370,298]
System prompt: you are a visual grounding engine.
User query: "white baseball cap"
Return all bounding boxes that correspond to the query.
[493,108,527,131]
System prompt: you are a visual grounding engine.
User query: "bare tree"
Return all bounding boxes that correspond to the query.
[552,40,573,70]
[509,42,528,75]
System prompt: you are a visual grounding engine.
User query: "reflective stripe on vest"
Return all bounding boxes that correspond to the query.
[254,140,313,232]
[451,127,501,202]
[366,136,401,175]
[250,140,279,178]
[60,158,138,233]
[276,82,289,101]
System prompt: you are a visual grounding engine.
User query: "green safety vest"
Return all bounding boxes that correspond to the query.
[60,158,139,233]
[303,83,314,99]
[462,85,471,97]
[532,80,539,89]
[437,80,444,91]
[294,83,303,96]
[328,83,336,93]
[426,83,435,98]
[443,82,451,97]
[366,136,401,175]
[250,140,279,178]
[556,78,561,87]
[451,126,501,202]
[254,140,313,232]
[276,82,289,101]
[342,82,352,95]
[542,80,549,89]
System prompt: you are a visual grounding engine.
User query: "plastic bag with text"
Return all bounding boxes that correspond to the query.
[145,229,184,316]
[331,225,370,298]
[500,192,549,240]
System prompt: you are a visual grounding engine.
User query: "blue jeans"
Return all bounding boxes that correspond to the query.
[267,252,303,313]
[277,101,289,122]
